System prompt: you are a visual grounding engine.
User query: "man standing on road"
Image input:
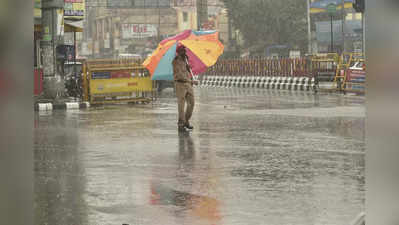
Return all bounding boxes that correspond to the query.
[173,46,198,132]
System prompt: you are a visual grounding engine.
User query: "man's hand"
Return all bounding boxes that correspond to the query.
[192,80,199,85]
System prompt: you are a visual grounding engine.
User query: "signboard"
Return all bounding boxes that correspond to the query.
[327,3,337,15]
[64,0,85,19]
[90,77,153,94]
[107,0,171,8]
[92,72,111,79]
[34,0,84,19]
[310,0,354,14]
[34,0,41,18]
[122,24,158,39]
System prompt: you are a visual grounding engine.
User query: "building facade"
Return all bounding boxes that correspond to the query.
[81,0,231,59]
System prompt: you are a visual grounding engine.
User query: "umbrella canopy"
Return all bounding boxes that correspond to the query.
[143,30,224,81]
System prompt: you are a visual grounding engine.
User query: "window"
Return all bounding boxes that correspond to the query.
[183,12,188,22]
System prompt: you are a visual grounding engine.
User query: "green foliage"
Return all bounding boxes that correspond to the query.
[222,0,308,54]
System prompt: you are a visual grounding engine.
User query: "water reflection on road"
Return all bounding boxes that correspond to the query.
[35,89,365,225]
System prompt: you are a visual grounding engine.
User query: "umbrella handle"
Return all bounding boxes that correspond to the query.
[185,57,198,81]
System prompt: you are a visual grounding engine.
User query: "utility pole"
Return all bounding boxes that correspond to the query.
[306,0,312,54]
[330,14,334,52]
[41,0,65,98]
[341,0,346,53]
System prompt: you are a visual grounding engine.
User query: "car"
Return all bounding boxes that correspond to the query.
[349,61,366,71]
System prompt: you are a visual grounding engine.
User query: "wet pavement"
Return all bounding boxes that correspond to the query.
[34,88,365,225]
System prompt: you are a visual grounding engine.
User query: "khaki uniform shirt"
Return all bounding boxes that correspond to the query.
[173,55,191,83]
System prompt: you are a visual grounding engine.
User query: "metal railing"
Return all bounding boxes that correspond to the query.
[206,57,315,77]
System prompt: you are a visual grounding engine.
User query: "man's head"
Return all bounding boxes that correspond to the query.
[177,46,186,56]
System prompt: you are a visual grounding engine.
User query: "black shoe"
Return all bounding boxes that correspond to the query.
[184,123,194,130]
[178,126,186,132]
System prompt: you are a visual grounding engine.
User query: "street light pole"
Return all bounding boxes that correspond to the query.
[341,0,346,53]
[327,3,337,53]
[330,15,334,52]
[307,0,312,54]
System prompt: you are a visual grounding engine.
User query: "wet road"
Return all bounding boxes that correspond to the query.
[35,88,365,225]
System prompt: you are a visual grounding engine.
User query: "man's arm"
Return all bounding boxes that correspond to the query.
[172,59,178,81]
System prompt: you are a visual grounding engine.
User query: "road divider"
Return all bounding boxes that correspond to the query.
[199,75,316,91]
[35,102,90,111]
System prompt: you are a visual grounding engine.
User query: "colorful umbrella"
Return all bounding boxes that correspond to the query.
[143,30,224,81]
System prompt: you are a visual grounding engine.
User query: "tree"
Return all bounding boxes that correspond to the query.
[222,0,308,55]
